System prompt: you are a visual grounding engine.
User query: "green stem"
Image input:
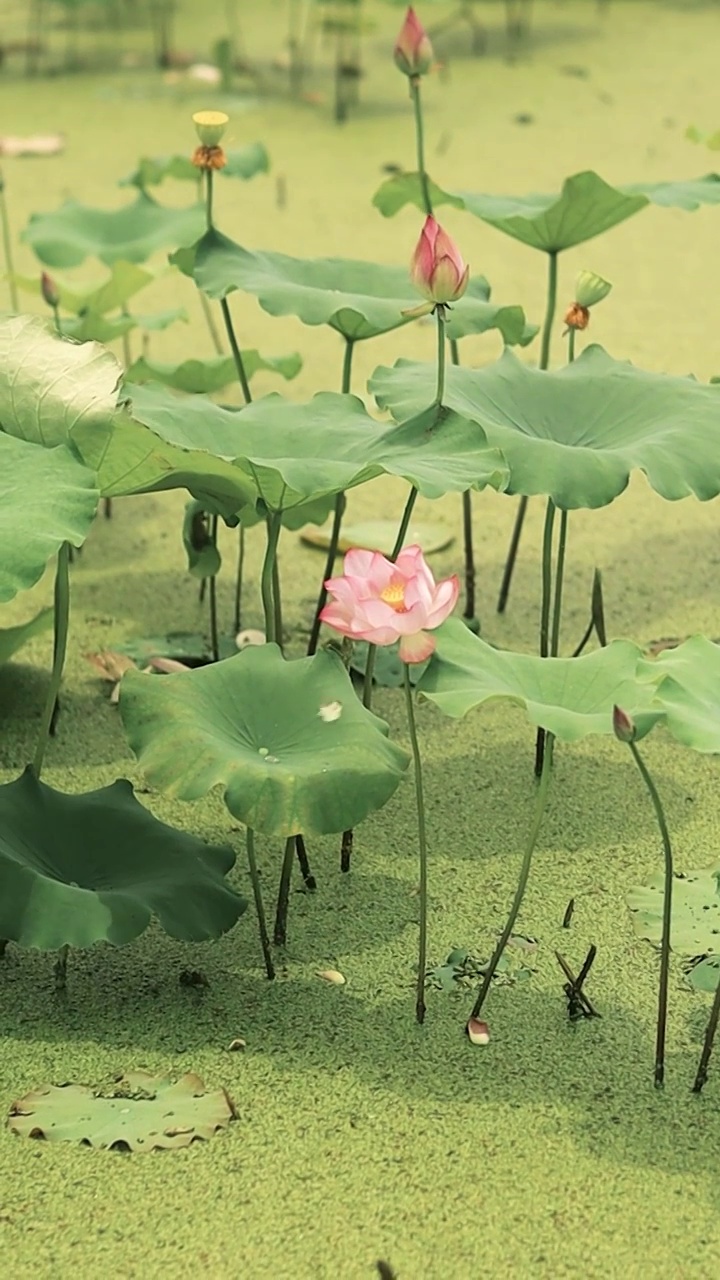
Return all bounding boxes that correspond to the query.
[208,514,220,662]
[435,305,447,405]
[568,326,576,363]
[219,298,252,405]
[200,290,224,355]
[51,304,62,336]
[535,497,557,776]
[33,542,70,778]
[245,827,275,979]
[450,338,477,624]
[692,971,720,1093]
[0,168,18,312]
[121,305,132,369]
[233,524,245,633]
[261,514,282,644]
[404,664,429,1024]
[205,168,214,230]
[628,739,674,1088]
[410,77,433,217]
[550,509,568,658]
[307,337,354,655]
[272,552,283,651]
[471,736,554,1019]
[273,836,296,945]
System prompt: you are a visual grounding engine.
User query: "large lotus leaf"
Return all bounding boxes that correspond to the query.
[0,314,122,447]
[373,170,720,251]
[120,143,270,189]
[0,435,98,601]
[177,228,533,345]
[22,192,205,267]
[0,607,53,664]
[371,344,720,509]
[7,1071,236,1152]
[12,260,156,315]
[77,382,507,514]
[637,636,720,753]
[0,770,246,949]
[627,870,720,955]
[418,617,661,740]
[119,644,410,838]
[125,349,302,393]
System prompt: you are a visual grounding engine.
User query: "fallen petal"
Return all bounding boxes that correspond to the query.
[235,629,266,649]
[466,1017,490,1045]
[316,969,346,986]
[228,1038,247,1052]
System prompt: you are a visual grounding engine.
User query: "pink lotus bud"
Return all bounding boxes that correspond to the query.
[41,271,59,309]
[466,1017,490,1045]
[612,704,636,744]
[394,7,434,78]
[411,215,469,305]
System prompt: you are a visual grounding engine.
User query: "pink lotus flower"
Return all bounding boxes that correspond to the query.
[320,544,459,664]
[411,215,469,305]
[393,7,434,78]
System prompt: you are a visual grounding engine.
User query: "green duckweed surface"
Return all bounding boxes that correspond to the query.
[2,2,720,1276]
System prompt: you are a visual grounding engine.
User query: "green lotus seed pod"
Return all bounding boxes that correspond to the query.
[575,270,612,309]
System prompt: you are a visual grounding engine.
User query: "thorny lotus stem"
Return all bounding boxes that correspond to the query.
[261,513,282,644]
[307,337,355,655]
[497,249,559,614]
[0,167,18,313]
[410,76,432,217]
[471,736,554,1020]
[692,969,720,1093]
[404,664,429,1024]
[627,738,674,1088]
[245,827,275,979]
[274,837,296,945]
[33,542,70,778]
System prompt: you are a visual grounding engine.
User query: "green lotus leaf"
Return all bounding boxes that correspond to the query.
[61,312,136,343]
[176,228,533,345]
[131,307,189,333]
[373,169,720,250]
[0,770,246,949]
[0,314,122,447]
[22,192,205,267]
[371,344,720,509]
[418,617,662,740]
[687,956,720,993]
[0,607,53,665]
[119,143,269,189]
[637,636,720,753]
[7,1071,236,1152]
[12,260,156,315]
[120,644,410,838]
[75,381,506,515]
[125,349,302,393]
[627,869,720,955]
[0,435,99,601]
[182,499,222,579]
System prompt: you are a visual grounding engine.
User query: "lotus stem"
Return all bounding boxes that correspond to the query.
[550,508,568,658]
[33,542,70,778]
[410,76,432,218]
[627,738,674,1087]
[245,827,275,979]
[54,944,69,993]
[200,291,224,355]
[692,970,720,1093]
[295,834,316,891]
[233,525,245,633]
[208,514,220,662]
[568,326,576,363]
[435,304,447,405]
[403,664,429,1024]
[0,167,18,313]
[450,338,477,627]
[261,513,282,644]
[272,552,283,651]
[307,337,355,655]
[471,734,554,1020]
[497,248,558,613]
[205,168,214,231]
[219,297,252,406]
[273,837,296,945]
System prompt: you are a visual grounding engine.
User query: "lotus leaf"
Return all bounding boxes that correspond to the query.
[637,636,720,753]
[125,350,302,393]
[22,192,205,267]
[627,870,720,955]
[0,608,53,665]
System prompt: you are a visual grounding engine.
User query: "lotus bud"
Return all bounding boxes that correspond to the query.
[612,704,636,744]
[466,1017,490,1045]
[192,110,229,146]
[394,7,434,79]
[411,215,469,305]
[41,271,60,309]
[575,270,612,310]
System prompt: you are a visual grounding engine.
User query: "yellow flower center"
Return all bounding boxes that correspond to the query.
[380,583,407,612]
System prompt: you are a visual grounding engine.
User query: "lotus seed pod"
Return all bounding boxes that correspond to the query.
[574,270,612,309]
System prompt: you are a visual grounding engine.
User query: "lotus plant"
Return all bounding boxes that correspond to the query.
[322,544,459,1023]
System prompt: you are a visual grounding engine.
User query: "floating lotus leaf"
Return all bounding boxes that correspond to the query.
[372,169,720,251]
[0,314,122,448]
[22,192,205,267]
[687,956,720,993]
[174,228,534,345]
[0,770,246,950]
[119,143,269,189]
[0,607,53,665]
[120,644,410,838]
[0,435,98,601]
[371,345,720,509]
[7,1071,236,1152]
[627,870,720,955]
[637,636,720,753]
[418,617,661,741]
[72,382,507,516]
[125,349,302,393]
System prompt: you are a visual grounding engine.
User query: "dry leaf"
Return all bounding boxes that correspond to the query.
[85,651,137,683]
